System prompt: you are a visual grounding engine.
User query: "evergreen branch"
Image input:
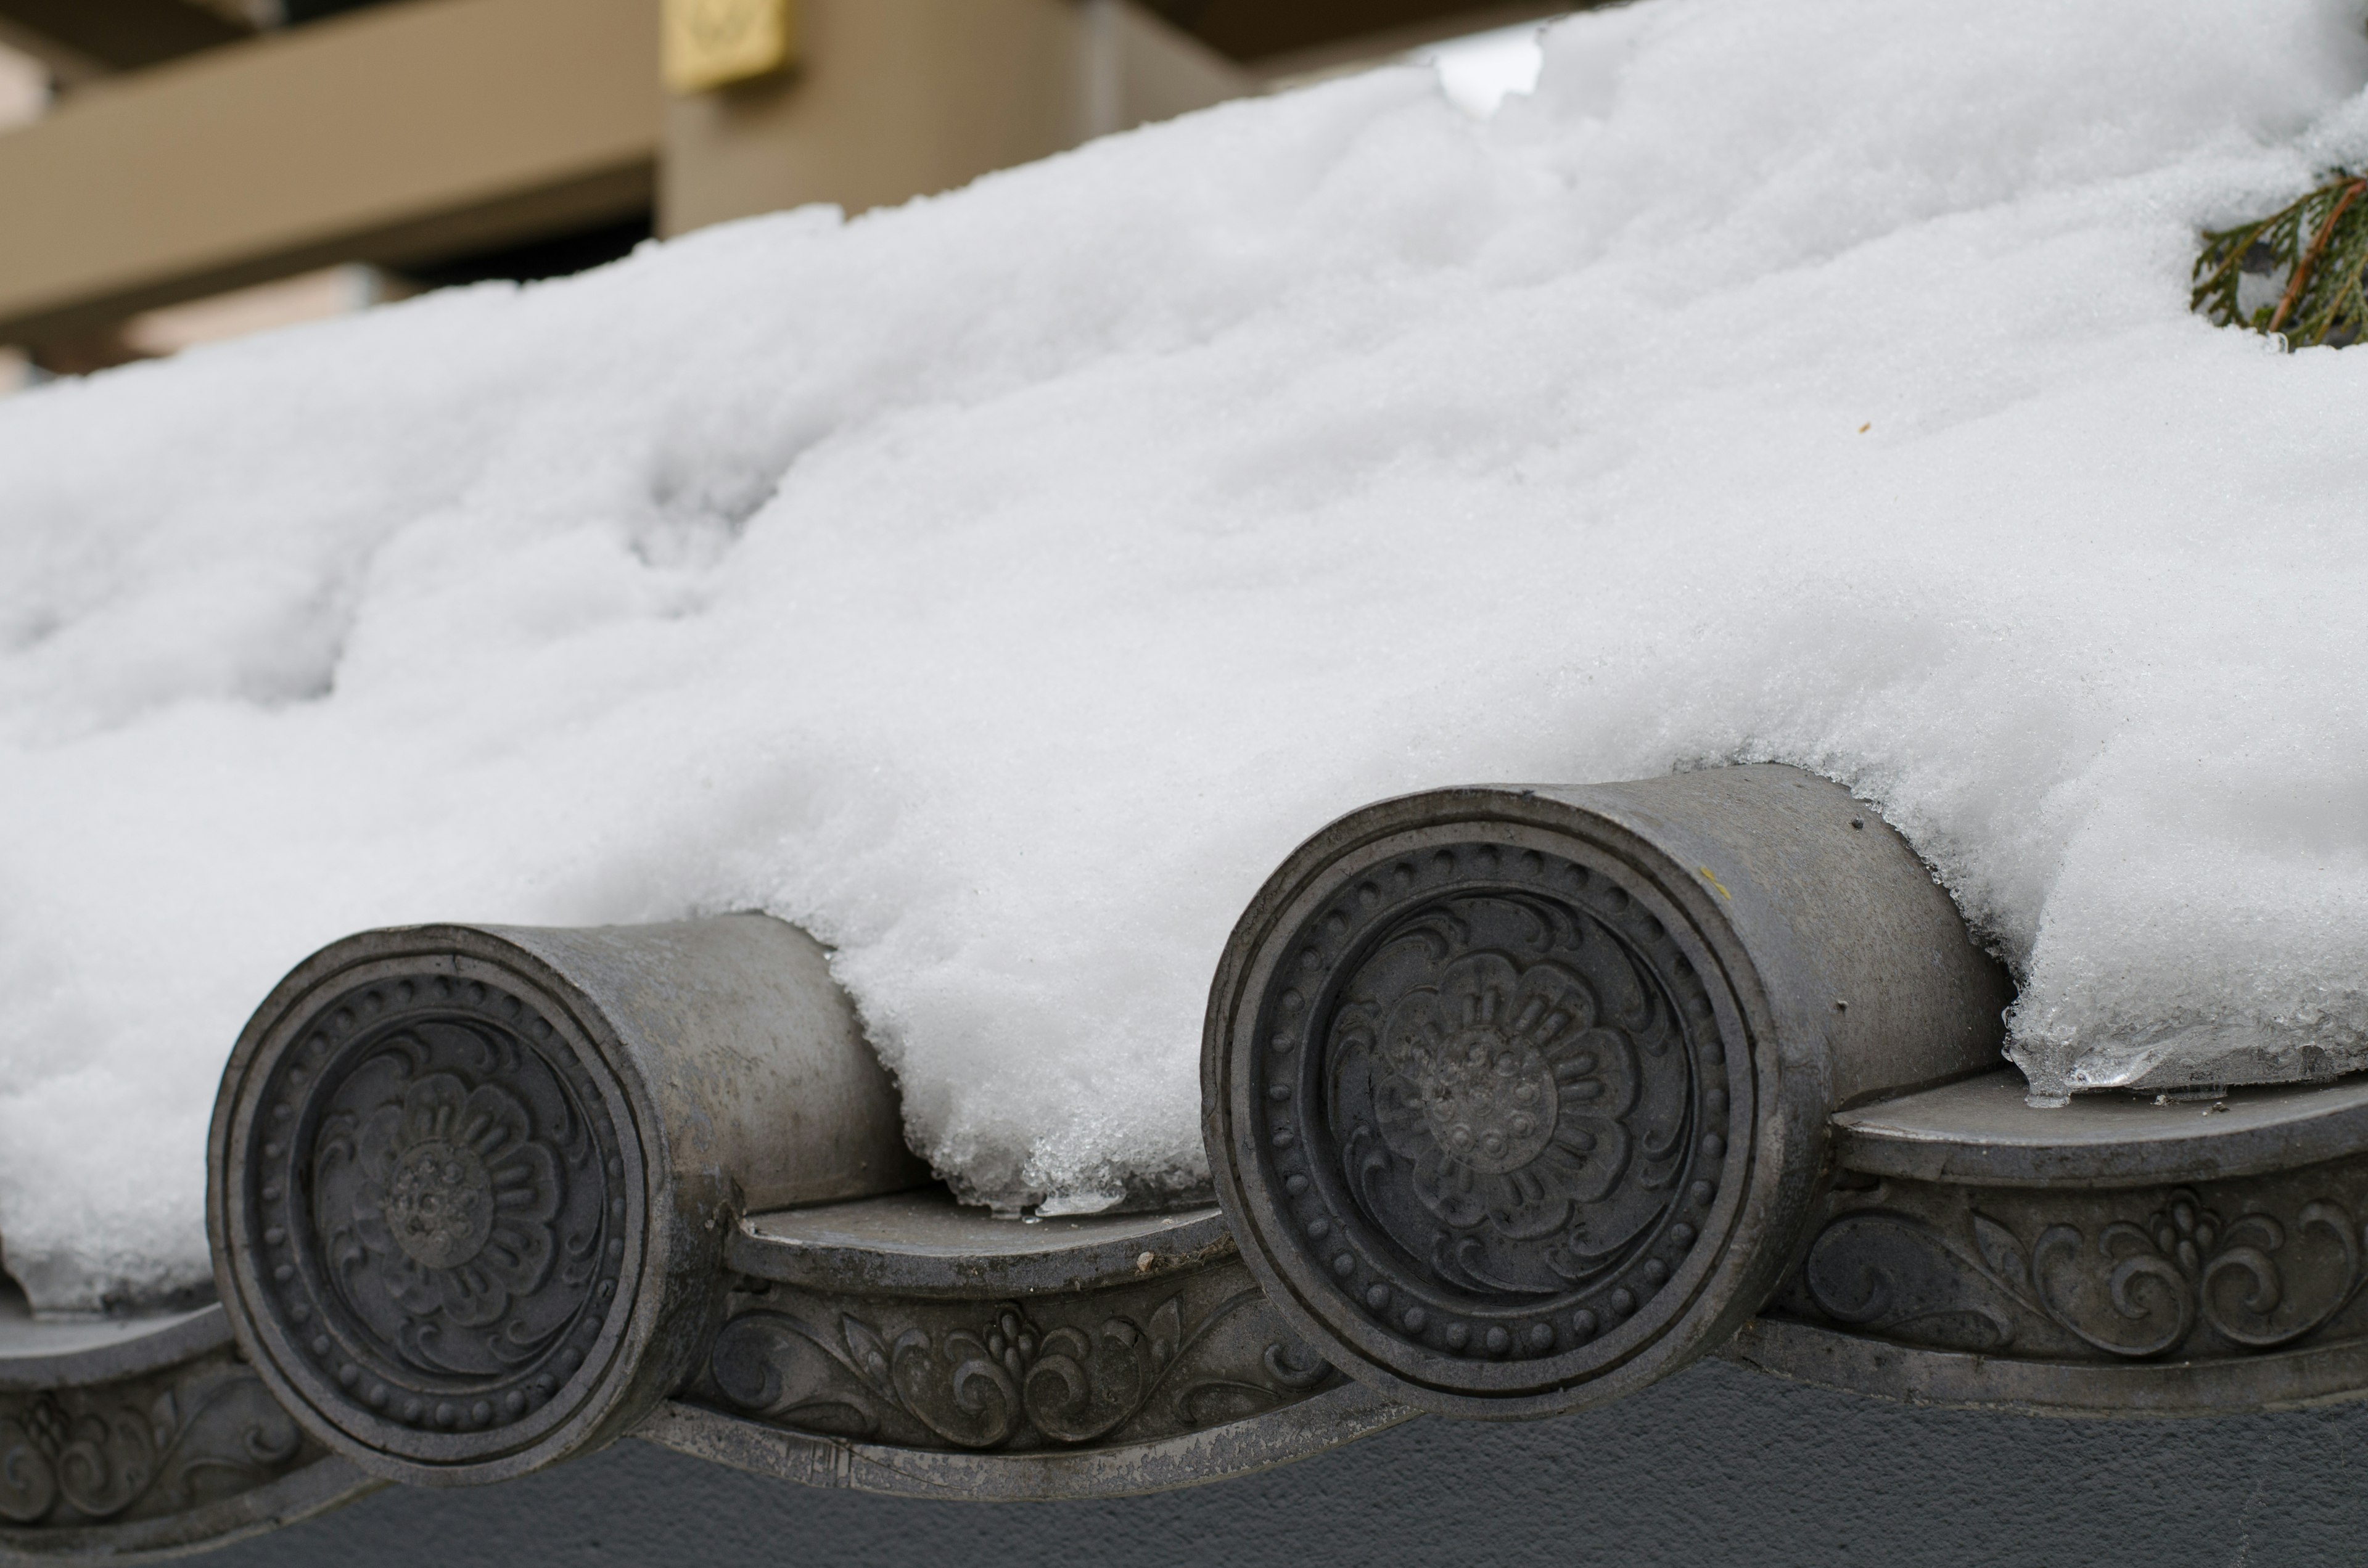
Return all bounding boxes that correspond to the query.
[2192,171,2368,347]
[2269,177,2366,333]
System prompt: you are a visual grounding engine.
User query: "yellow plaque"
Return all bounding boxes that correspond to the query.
[662,0,797,94]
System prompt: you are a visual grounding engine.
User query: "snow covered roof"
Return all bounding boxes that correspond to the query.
[4,0,2367,1311]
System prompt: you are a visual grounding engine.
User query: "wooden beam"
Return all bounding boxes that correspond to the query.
[1153,0,1540,62]
[0,0,247,77]
[659,0,1245,239]
[0,0,660,345]
[1246,2,1576,83]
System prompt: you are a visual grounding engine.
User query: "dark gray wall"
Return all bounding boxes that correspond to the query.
[202,1359,2365,1567]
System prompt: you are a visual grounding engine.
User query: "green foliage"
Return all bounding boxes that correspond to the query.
[2192,172,2368,348]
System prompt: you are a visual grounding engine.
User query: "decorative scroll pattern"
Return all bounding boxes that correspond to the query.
[246,974,628,1440]
[0,1352,320,1531]
[691,1262,1339,1453]
[1251,840,1735,1366]
[347,1072,567,1328]
[1334,936,1669,1292]
[1775,1167,2368,1363]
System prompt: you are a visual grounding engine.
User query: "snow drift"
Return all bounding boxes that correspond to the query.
[5,0,2368,1312]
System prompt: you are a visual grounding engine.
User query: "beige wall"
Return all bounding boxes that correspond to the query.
[1080,0,1252,140]
[0,0,1264,355]
[0,0,659,343]
[0,38,44,129]
[0,0,1249,347]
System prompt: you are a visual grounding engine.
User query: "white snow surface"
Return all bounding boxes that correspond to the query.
[6,0,2368,1310]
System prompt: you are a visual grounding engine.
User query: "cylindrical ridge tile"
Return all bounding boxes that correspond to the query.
[208,913,921,1485]
[1202,765,2010,1418]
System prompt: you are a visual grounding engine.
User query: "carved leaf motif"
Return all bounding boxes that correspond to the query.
[705,1312,891,1438]
[1022,1321,1149,1445]
[840,1315,896,1401]
[1970,1214,2029,1290]
[705,1283,1338,1456]
[892,1328,1018,1450]
[2029,1223,2194,1358]
[0,1412,57,1525]
[146,1368,305,1511]
[2202,1202,2366,1348]
[2203,1246,2284,1326]
[52,1406,154,1517]
[1796,1183,2368,1366]
[1148,1297,1182,1366]
[1798,1210,2017,1350]
[0,1365,314,1530]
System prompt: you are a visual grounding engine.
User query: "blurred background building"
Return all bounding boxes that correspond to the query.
[0,0,1568,390]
